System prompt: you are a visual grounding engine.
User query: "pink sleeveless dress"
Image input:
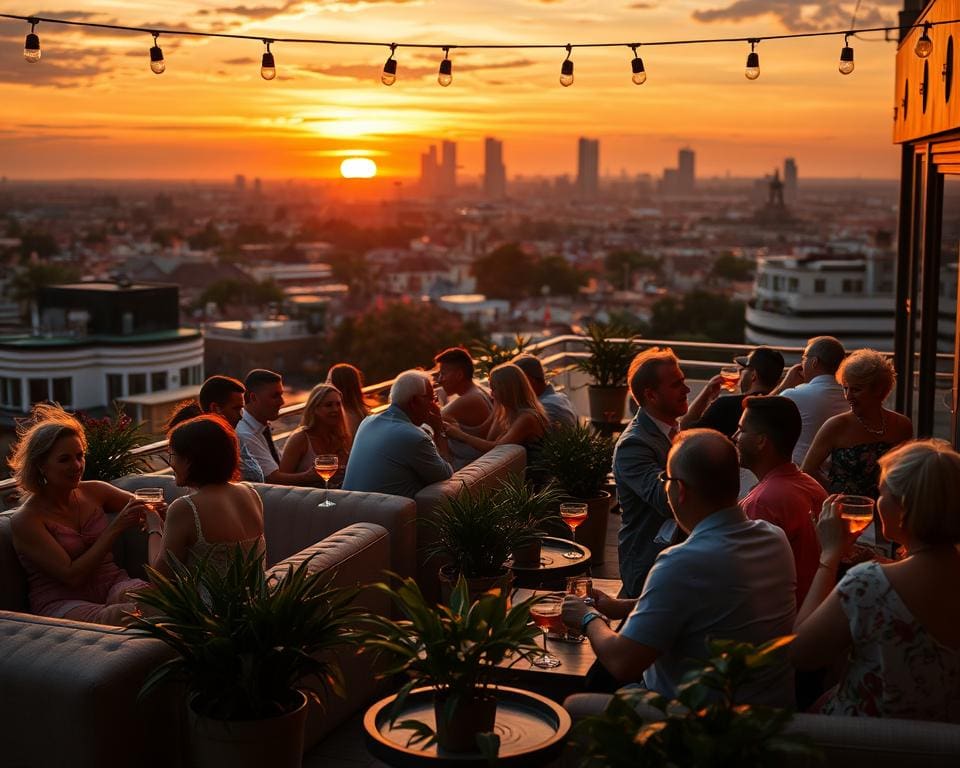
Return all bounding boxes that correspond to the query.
[18,509,149,622]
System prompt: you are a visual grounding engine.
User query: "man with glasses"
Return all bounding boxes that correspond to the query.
[563,429,796,706]
[342,369,453,498]
[614,347,691,599]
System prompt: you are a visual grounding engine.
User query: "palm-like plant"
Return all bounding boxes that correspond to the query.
[575,322,638,388]
[129,547,363,721]
[471,334,530,378]
[535,423,614,500]
[494,474,563,548]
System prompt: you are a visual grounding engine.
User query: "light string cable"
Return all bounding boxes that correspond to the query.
[2,11,957,79]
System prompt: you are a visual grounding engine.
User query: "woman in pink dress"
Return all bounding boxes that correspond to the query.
[10,404,154,626]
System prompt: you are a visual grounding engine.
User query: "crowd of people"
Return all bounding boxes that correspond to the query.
[6,335,959,724]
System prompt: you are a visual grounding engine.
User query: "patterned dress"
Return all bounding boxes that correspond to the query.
[821,561,960,723]
[827,441,896,499]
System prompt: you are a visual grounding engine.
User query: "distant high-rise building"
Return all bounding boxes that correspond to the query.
[252,177,262,195]
[576,138,600,198]
[440,140,457,195]
[784,158,798,202]
[420,145,439,196]
[677,148,695,194]
[234,174,246,191]
[483,138,507,199]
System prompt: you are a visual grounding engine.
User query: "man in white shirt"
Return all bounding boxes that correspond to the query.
[772,336,849,466]
[236,369,317,485]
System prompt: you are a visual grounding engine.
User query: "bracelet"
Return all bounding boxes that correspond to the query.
[818,559,839,570]
[147,529,163,537]
[581,611,607,632]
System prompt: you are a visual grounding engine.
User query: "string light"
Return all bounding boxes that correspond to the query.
[23,18,39,63]
[438,47,452,87]
[630,44,646,85]
[381,43,397,86]
[149,33,165,74]
[559,44,574,87]
[260,39,275,80]
[916,22,933,58]
[839,34,854,75]
[745,39,760,80]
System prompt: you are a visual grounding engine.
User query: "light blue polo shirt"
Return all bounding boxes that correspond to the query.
[621,506,797,706]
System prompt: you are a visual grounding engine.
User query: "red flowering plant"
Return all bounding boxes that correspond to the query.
[79,405,151,481]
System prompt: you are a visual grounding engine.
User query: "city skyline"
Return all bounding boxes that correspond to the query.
[0,2,905,180]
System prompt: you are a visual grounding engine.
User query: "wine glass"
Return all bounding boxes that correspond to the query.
[560,502,588,560]
[838,495,875,536]
[314,454,338,508]
[529,593,563,669]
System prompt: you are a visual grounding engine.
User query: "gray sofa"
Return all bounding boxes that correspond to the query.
[563,692,960,767]
[0,480,416,768]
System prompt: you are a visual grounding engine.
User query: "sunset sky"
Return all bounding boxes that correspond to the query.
[0,1,908,181]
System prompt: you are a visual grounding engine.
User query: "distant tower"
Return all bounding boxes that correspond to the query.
[440,140,457,195]
[234,174,246,191]
[677,148,695,194]
[484,137,507,199]
[768,169,785,208]
[420,145,439,196]
[252,177,262,195]
[783,158,798,203]
[576,137,600,198]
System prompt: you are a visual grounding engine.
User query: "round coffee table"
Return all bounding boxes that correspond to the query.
[507,537,591,589]
[363,685,571,767]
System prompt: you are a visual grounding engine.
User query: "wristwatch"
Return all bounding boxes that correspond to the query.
[581,611,607,633]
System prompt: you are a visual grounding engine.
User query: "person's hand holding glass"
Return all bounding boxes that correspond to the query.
[314,454,338,508]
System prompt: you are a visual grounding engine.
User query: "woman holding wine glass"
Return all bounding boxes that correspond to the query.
[791,439,960,722]
[279,383,351,490]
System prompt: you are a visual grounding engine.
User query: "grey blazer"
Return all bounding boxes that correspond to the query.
[614,410,679,598]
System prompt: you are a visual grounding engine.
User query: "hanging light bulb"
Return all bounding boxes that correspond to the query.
[260,40,276,81]
[630,44,646,85]
[559,44,574,87]
[23,19,40,63]
[438,47,452,87]
[916,22,933,58]
[381,44,398,86]
[149,33,165,75]
[839,34,854,75]
[745,39,760,80]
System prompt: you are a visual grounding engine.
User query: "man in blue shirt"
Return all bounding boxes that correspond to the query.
[342,370,453,498]
[563,429,797,707]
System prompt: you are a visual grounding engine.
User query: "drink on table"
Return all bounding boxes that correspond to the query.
[529,594,563,669]
[719,366,741,392]
[560,502,588,560]
[314,454,339,508]
[838,495,875,535]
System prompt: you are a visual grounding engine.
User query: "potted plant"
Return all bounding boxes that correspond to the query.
[572,636,820,768]
[130,548,364,768]
[575,322,638,426]
[364,573,543,754]
[471,333,530,378]
[79,404,151,480]
[425,485,524,603]
[534,423,615,564]
[495,474,563,567]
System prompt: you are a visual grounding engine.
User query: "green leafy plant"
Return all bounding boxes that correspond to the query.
[494,473,563,548]
[79,404,151,481]
[575,323,638,388]
[535,423,614,499]
[129,547,363,721]
[363,573,543,751]
[573,636,821,768]
[471,334,530,378]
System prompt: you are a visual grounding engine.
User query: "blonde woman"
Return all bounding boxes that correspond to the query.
[9,404,153,626]
[802,349,913,498]
[279,383,351,488]
[326,363,373,438]
[445,363,548,458]
[792,440,960,722]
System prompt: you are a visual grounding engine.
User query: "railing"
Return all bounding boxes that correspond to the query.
[0,334,952,508]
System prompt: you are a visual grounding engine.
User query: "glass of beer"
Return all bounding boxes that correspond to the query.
[560,502,588,560]
[529,593,563,668]
[838,495,875,535]
[719,366,741,392]
[314,455,339,508]
[133,487,164,529]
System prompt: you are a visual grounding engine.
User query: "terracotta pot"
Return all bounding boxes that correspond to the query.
[438,565,513,605]
[188,690,308,768]
[510,537,543,567]
[587,385,628,426]
[433,690,498,753]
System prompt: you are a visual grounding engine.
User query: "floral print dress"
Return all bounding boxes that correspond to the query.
[827,442,896,498]
[821,561,960,723]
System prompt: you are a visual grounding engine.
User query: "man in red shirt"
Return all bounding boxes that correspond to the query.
[735,396,826,605]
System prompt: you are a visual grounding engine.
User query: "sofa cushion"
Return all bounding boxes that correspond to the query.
[0,511,27,612]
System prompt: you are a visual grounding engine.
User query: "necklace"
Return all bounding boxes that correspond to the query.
[853,408,886,435]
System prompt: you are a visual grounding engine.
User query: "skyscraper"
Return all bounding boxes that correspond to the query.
[420,145,439,196]
[677,147,695,194]
[577,137,600,198]
[440,140,457,195]
[784,157,798,203]
[483,138,507,199]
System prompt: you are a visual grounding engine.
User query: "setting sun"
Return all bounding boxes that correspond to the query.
[340,158,378,179]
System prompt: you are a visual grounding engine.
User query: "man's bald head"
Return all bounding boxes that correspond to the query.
[669,428,740,510]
